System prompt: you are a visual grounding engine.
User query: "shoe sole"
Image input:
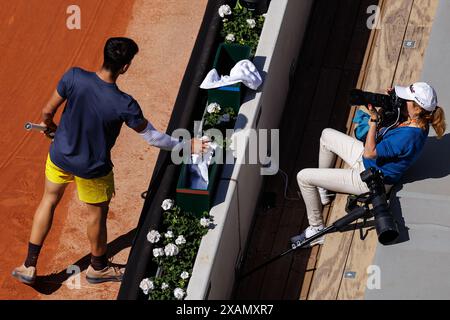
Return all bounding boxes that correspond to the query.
[11,271,35,285]
[290,236,324,248]
[86,276,123,284]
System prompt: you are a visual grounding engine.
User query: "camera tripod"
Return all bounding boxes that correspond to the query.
[239,193,374,280]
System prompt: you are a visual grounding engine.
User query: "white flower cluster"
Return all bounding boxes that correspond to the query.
[200,217,212,228]
[218,4,232,18]
[164,230,174,239]
[246,18,256,29]
[225,34,235,42]
[139,278,173,295]
[139,278,154,295]
[174,287,185,300]
[153,247,164,258]
[207,102,221,114]
[144,197,211,299]
[161,199,174,211]
[164,243,179,256]
[175,235,186,245]
[146,230,161,244]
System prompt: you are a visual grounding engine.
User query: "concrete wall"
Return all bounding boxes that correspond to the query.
[187,0,314,300]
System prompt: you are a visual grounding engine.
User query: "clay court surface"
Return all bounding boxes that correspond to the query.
[0,0,206,299]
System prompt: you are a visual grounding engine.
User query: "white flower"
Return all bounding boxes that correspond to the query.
[218,4,232,18]
[222,18,228,23]
[139,278,154,295]
[175,235,186,245]
[262,13,267,18]
[174,287,185,300]
[225,34,235,42]
[207,102,221,114]
[146,230,161,244]
[164,230,174,239]
[161,282,169,290]
[218,114,231,123]
[161,199,174,211]
[152,247,165,258]
[200,217,211,228]
[164,243,179,256]
[246,19,256,29]
[180,271,190,280]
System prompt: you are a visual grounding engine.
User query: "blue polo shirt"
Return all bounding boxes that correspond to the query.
[363,126,428,184]
[49,67,145,179]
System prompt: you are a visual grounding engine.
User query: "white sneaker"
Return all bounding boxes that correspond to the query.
[12,264,36,285]
[86,265,124,284]
[318,187,335,206]
[290,225,325,247]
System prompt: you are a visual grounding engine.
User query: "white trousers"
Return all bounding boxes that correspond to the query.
[296,128,372,226]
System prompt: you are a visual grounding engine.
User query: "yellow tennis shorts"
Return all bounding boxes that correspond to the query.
[45,154,115,204]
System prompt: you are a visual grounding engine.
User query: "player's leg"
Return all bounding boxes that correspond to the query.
[76,171,122,283]
[29,178,68,245]
[86,201,109,264]
[12,155,71,285]
[12,181,69,285]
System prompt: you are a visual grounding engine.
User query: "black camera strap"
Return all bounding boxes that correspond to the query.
[376,107,401,143]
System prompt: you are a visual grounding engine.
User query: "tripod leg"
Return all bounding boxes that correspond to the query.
[333,206,370,230]
[240,205,371,280]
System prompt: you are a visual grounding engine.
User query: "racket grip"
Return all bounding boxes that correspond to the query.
[24,122,47,132]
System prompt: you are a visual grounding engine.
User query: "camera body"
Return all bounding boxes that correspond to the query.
[360,168,399,244]
[360,167,385,194]
[349,89,407,127]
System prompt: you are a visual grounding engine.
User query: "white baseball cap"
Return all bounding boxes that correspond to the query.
[394,82,438,112]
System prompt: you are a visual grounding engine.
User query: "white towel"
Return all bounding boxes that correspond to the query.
[187,139,218,190]
[200,59,263,90]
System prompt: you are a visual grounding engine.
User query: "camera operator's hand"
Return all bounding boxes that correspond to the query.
[364,104,379,159]
[367,104,380,124]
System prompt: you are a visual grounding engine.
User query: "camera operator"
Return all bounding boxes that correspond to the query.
[292,82,446,246]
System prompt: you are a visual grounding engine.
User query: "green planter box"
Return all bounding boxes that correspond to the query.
[176,160,222,217]
[207,43,251,113]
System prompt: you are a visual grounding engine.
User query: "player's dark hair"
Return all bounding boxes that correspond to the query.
[103,37,139,73]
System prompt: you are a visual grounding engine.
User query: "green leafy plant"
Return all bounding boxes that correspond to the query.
[220,2,266,55]
[140,201,212,300]
[201,103,237,150]
[203,103,237,131]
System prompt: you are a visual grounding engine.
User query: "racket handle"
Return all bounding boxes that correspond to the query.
[24,122,47,132]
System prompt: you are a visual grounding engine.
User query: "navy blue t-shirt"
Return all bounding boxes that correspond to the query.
[49,67,145,178]
[363,126,428,184]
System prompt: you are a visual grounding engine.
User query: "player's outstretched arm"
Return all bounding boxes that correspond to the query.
[133,119,208,153]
